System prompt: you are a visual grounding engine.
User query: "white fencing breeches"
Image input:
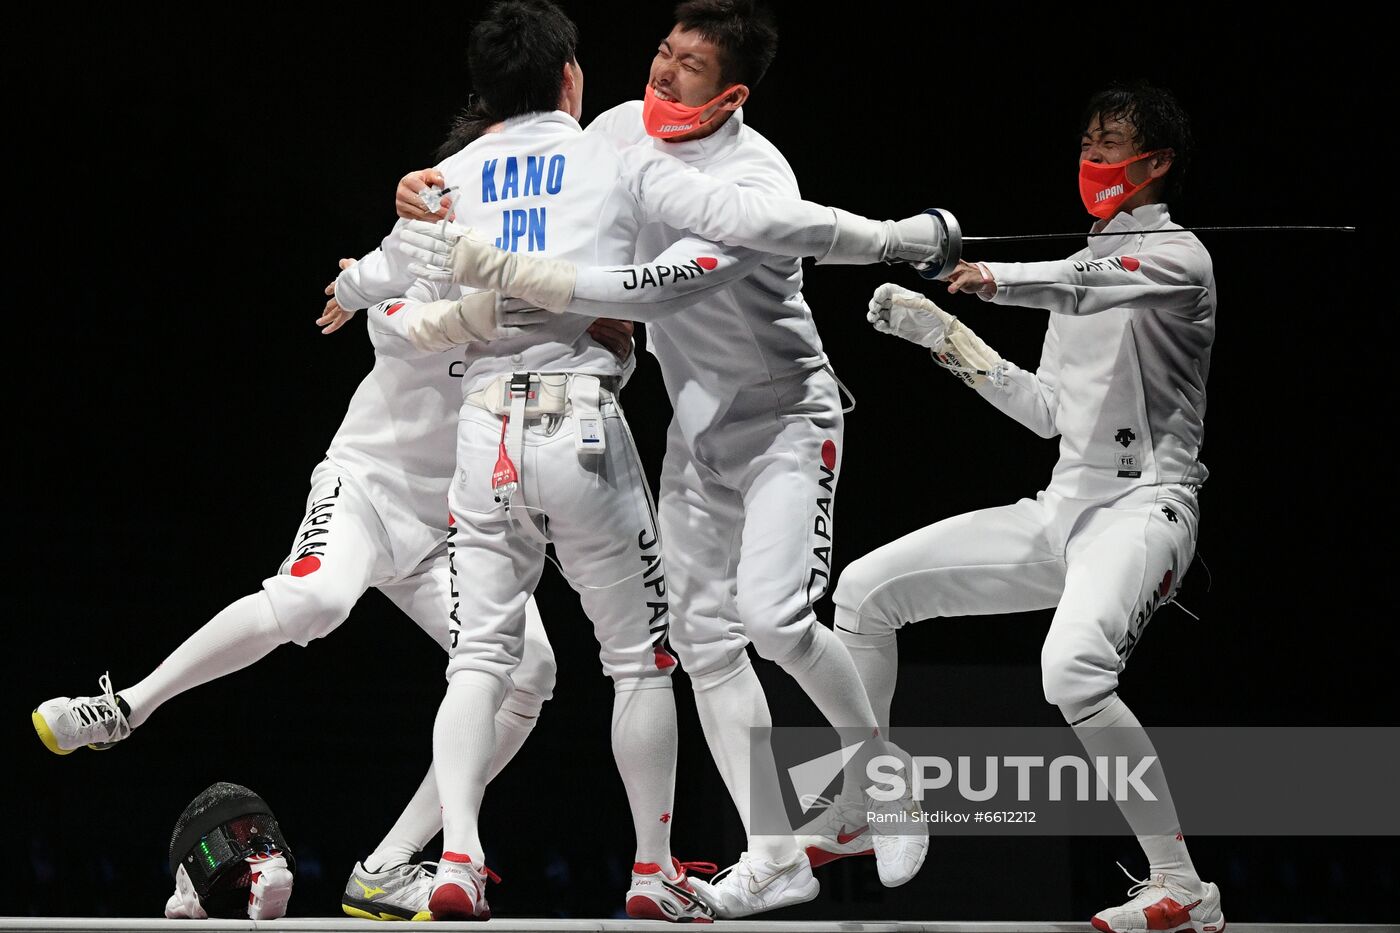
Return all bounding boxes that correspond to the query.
[833,484,1199,712]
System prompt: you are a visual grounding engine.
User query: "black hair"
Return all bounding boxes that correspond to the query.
[673,0,778,88]
[438,0,579,159]
[1082,81,1194,201]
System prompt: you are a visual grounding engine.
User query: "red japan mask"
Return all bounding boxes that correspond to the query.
[642,83,742,139]
[1079,151,1165,219]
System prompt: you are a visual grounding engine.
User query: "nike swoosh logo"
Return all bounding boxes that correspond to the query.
[837,825,869,845]
[746,863,794,895]
[353,879,387,899]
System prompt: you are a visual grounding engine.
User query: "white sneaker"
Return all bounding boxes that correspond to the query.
[626,858,717,922]
[794,785,875,869]
[428,854,494,921]
[32,672,132,754]
[342,859,435,921]
[687,850,819,919]
[1091,865,1226,933]
[868,772,929,887]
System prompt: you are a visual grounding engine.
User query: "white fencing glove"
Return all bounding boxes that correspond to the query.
[406,291,511,353]
[866,283,1005,388]
[935,318,1005,388]
[867,282,954,347]
[399,221,576,311]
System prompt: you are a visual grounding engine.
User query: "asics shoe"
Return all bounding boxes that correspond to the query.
[626,858,717,923]
[428,853,495,921]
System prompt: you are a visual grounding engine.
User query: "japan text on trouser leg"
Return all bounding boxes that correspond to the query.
[700,367,846,666]
[1043,485,1199,719]
[529,394,678,868]
[262,462,398,646]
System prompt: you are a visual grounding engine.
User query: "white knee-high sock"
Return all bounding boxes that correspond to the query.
[612,681,677,873]
[435,671,507,866]
[364,765,442,873]
[781,623,890,794]
[779,623,879,732]
[690,657,794,863]
[834,607,898,737]
[363,688,546,873]
[1069,695,1205,894]
[119,593,285,729]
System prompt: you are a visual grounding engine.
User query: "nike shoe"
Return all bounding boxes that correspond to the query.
[687,850,819,919]
[32,672,132,754]
[341,860,435,921]
[868,775,929,887]
[1091,865,1226,933]
[626,858,717,923]
[428,853,496,921]
[794,785,875,869]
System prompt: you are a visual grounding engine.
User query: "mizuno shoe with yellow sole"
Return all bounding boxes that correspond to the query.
[341,859,435,921]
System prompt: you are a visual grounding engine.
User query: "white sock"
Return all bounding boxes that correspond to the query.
[363,765,442,874]
[834,608,898,737]
[119,593,285,729]
[690,657,795,863]
[1069,695,1204,894]
[779,623,879,731]
[435,671,507,866]
[362,687,545,873]
[779,623,884,790]
[611,680,677,873]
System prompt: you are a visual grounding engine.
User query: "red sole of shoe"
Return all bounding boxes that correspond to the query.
[805,844,875,869]
[429,884,489,921]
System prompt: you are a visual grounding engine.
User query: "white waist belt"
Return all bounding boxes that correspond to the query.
[467,372,617,546]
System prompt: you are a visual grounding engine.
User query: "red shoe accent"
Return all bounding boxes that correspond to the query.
[429,883,488,921]
[627,895,669,920]
[1145,896,1201,930]
[805,844,875,869]
[442,850,473,864]
[1090,918,1113,933]
[634,861,664,874]
[837,824,869,845]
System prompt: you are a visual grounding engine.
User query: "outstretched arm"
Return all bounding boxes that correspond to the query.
[866,283,1060,438]
[955,237,1211,318]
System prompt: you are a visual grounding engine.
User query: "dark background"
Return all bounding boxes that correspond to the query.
[7,2,1389,923]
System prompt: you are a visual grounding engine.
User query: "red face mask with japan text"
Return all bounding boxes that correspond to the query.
[642,83,742,139]
[1078,151,1165,219]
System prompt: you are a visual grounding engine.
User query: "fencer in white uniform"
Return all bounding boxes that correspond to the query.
[827,88,1226,933]
[31,244,561,922]
[341,19,950,910]
[397,53,949,919]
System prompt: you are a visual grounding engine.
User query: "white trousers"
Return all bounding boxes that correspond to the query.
[444,393,675,688]
[833,484,1200,712]
[262,461,556,700]
[660,367,844,676]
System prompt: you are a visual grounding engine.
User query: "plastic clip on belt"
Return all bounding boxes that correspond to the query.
[495,373,550,548]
